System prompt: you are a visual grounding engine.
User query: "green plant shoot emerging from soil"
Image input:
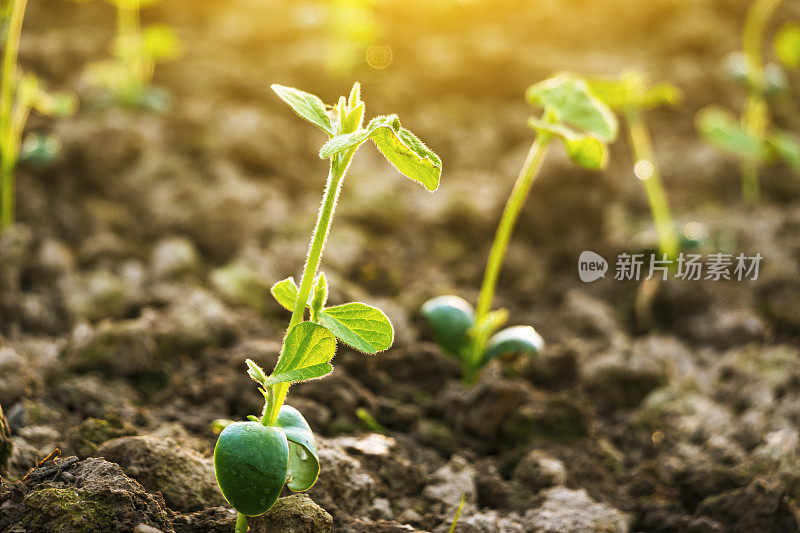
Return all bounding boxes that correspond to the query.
[78,0,182,111]
[422,74,617,385]
[587,70,682,260]
[696,0,800,205]
[0,0,76,230]
[212,82,441,530]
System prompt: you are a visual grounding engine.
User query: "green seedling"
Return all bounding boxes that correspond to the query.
[422,75,617,384]
[1,0,77,230]
[586,70,682,260]
[327,0,379,74]
[697,0,799,205]
[79,0,182,111]
[213,82,441,529]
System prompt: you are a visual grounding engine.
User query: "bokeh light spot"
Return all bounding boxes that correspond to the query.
[366,45,393,69]
[634,160,654,180]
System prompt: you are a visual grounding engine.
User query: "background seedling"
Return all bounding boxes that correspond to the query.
[1,0,77,231]
[327,0,379,74]
[422,74,617,384]
[78,0,182,111]
[213,82,441,530]
[587,70,682,260]
[697,0,800,205]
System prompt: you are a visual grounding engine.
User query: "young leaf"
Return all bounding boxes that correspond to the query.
[586,73,681,112]
[311,273,328,319]
[264,363,333,387]
[320,115,442,191]
[526,75,618,142]
[273,322,337,375]
[768,131,800,173]
[276,405,320,492]
[271,84,334,135]
[472,308,508,339]
[271,277,300,311]
[142,24,183,62]
[319,302,394,354]
[371,124,442,191]
[564,136,608,170]
[482,325,544,365]
[319,128,373,159]
[696,106,765,162]
[528,118,608,170]
[421,295,475,356]
[246,358,268,387]
[776,23,800,69]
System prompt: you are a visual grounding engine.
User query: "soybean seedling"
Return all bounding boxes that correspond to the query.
[80,0,181,111]
[586,70,682,260]
[697,0,799,205]
[1,0,77,230]
[213,82,441,530]
[422,75,618,385]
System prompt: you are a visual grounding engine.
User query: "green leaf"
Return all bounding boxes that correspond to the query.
[421,295,475,356]
[319,128,373,158]
[696,106,766,162]
[264,363,333,386]
[526,75,618,142]
[472,309,508,340]
[768,130,800,173]
[776,23,800,69]
[311,273,328,318]
[142,24,182,62]
[276,405,320,492]
[271,277,300,312]
[564,136,607,170]
[273,322,337,375]
[482,325,544,365]
[528,118,608,170]
[586,72,681,112]
[639,83,682,109]
[271,84,334,135]
[320,115,442,191]
[372,124,442,191]
[245,358,268,387]
[319,302,394,354]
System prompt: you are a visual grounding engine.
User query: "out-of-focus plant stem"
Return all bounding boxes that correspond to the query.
[0,0,27,230]
[464,134,551,383]
[625,108,679,260]
[741,0,784,205]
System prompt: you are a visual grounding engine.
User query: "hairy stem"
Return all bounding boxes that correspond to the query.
[235,512,248,533]
[625,109,679,260]
[0,0,27,230]
[264,154,351,425]
[465,135,550,380]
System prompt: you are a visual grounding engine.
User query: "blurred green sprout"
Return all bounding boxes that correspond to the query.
[422,74,617,384]
[696,0,800,204]
[327,0,379,74]
[587,70,682,260]
[212,82,441,529]
[1,0,77,231]
[77,0,182,111]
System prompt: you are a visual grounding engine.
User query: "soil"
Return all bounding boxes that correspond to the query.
[2,0,800,531]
